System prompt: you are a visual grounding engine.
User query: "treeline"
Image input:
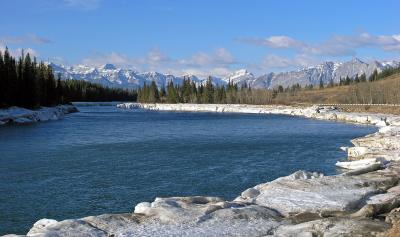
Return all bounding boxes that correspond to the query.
[138,77,275,104]
[138,66,400,105]
[61,79,137,102]
[0,48,137,108]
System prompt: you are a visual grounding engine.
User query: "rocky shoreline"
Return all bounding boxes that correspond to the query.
[5,103,400,237]
[0,105,78,126]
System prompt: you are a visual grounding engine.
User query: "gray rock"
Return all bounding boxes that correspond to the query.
[274,217,389,237]
[235,170,397,216]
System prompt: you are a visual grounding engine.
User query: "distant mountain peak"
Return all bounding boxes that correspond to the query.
[226,69,253,79]
[49,58,399,90]
[351,57,365,64]
[232,69,249,76]
[102,63,117,70]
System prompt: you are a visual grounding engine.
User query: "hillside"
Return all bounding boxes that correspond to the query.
[278,73,400,114]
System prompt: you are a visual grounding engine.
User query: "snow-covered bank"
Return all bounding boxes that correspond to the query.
[5,103,400,236]
[117,103,396,126]
[72,101,123,106]
[0,105,78,126]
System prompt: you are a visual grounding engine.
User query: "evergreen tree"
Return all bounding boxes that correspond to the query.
[204,76,214,103]
[369,69,378,81]
[23,53,39,108]
[354,74,360,83]
[319,78,324,89]
[166,81,178,103]
[159,85,166,102]
[345,76,351,85]
[5,48,19,106]
[360,73,367,82]
[0,47,137,108]
[0,51,4,106]
[56,73,64,104]
[149,80,160,102]
[328,78,334,87]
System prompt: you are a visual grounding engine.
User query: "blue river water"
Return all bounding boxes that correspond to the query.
[0,105,376,234]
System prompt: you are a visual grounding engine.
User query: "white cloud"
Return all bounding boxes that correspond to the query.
[82,52,133,68]
[256,54,318,72]
[0,34,52,45]
[239,32,400,56]
[238,35,305,49]
[0,46,39,58]
[63,0,101,10]
[79,48,238,78]
[143,48,171,68]
[179,48,236,67]
[15,48,39,57]
[302,33,398,56]
[261,55,293,68]
[214,48,235,64]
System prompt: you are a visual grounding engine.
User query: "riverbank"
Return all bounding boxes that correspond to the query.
[5,103,400,236]
[0,105,78,126]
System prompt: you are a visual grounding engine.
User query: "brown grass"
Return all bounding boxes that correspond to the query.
[272,73,400,115]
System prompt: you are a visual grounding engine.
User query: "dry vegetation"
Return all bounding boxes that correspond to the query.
[276,73,400,105]
[270,73,400,114]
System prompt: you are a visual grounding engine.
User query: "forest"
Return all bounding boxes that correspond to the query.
[0,48,137,109]
[1,47,400,109]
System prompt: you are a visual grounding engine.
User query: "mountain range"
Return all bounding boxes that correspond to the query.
[49,58,400,89]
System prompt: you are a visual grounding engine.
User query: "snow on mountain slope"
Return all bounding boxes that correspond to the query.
[263,58,400,89]
[223,69,255,86]
[49,58,399,89]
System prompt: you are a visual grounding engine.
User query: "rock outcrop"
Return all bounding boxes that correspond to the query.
[5,103,400,236]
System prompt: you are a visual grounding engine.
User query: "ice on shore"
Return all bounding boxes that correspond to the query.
[0,105,78,125]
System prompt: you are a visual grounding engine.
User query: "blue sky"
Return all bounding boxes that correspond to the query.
[1,0,399,77]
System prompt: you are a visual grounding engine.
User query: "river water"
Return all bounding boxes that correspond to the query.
[0,104,376,234]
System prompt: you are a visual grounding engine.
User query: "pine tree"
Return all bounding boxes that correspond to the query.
[22,52,39,108]
[204,76,214,103]
[37,62,47,105]
[182,77,191,103]
[0,51,4,106]
[369,69,378,82]
[3,47,19,106]
[56,73,64,104]
[345,76,351,85]
[159,85,166,102]
[328,78,334,87]
[166,81,178,103]
[149,80,160,102]
[45,66,57,106]
[354,74,360,83]
[360,73,367,82]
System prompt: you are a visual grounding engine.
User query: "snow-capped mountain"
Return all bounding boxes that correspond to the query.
[223,69,255,86]
[253,58,399,89]
[49,58,400,89]
[49,63,203,89]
